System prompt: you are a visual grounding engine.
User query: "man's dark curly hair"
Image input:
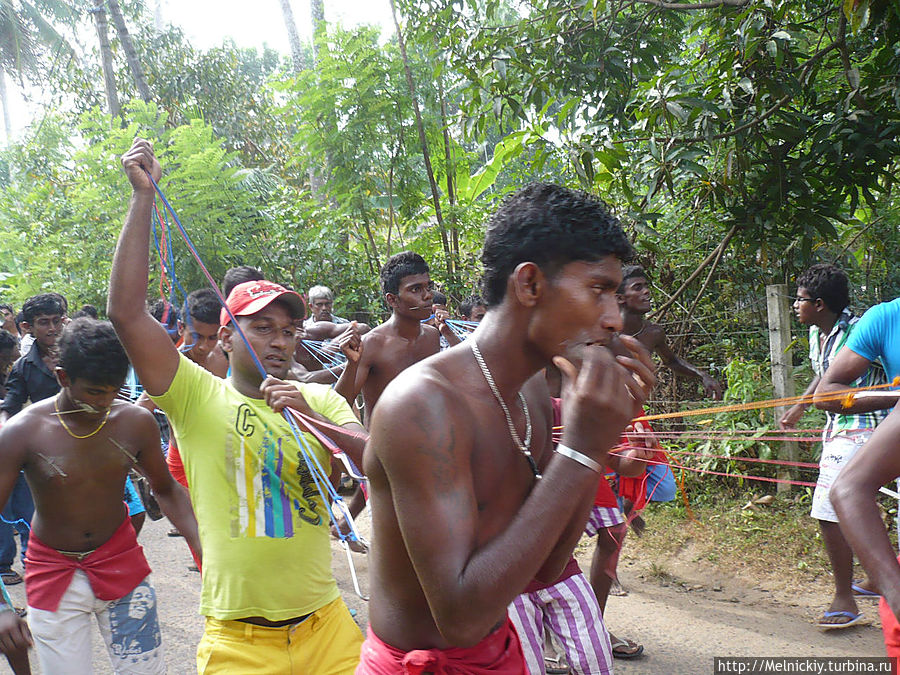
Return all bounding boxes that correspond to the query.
[22,293,65,325]
[459,294,485,318]
[796,264,849,314]
[618,264,649,294]
[481,184,633,306]
[0,330,16,353]
[184,288,222,325]
[223,266,264,299]
[58,318,129,386]
[380,251,429,296]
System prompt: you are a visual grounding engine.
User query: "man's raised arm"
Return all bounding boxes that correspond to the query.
[653,331,722,399]
[334,324,369,407]
[107,139,180,397]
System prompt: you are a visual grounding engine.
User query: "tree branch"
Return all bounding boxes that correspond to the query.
[649,222,739,319]
[615,38,843,146]
[632,0,748,10]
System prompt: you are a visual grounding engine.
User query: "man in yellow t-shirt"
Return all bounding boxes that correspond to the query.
[109,138,368,674]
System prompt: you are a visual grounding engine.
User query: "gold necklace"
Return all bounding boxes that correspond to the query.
[54,397,111,439]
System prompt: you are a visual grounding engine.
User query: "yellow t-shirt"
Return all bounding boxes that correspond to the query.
[150,356,357,620]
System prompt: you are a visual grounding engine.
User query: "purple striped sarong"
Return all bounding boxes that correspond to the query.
[584,505,624,538]
[508,572,613,675]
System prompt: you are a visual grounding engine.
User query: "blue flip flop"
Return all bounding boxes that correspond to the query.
[851,582,880,598]
[817,611,864,630]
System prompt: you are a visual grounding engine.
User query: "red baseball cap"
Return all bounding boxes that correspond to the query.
[221,280,306,326]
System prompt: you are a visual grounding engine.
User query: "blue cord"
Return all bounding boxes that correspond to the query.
[147,174,363,545]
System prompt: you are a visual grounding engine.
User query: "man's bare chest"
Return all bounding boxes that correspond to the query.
[27,425,139,487]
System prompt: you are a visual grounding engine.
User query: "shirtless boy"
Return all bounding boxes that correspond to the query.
[357,183,655,671]
[335,250,440,417]
[333,252,441,544]
[618,265,721,398]
[0,318,199,674]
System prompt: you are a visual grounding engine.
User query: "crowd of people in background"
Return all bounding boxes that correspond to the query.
[0,138,894,674]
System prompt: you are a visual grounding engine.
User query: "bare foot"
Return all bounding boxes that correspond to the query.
[330,520,369,553]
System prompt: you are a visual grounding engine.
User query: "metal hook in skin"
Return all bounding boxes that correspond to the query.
[109,438,138,465]
[37,452,68,478]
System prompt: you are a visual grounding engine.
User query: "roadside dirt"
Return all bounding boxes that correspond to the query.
[0,509,885,674]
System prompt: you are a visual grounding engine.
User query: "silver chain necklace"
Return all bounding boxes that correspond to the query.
[470,340,541,480]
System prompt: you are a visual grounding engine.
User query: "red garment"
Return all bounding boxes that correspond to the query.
[880,558,900,658]
[523,557,581,594]
[594,473,618,508]
[357,619,527,674]
[166,438,188,489]
[24,516,151,611]
[616,415,666,510]
[165,438,202,571]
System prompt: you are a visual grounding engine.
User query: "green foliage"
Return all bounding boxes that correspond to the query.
[1,0,898,473]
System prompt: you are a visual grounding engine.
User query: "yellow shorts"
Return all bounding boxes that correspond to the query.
[197,597,363,674]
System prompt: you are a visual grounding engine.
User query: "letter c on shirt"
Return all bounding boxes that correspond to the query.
[235,404,256,437]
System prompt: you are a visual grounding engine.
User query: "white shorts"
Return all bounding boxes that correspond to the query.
[509,572,613,675]
[584,505,624,538]
[28,570,165,675]
[811,430,874,523]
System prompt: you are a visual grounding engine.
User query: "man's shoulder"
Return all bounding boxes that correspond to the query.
[363,323,390,341]
[379,357,455,411]
[294,380,339,404]
[860,298,900,324]
[641,321,667,346]
[153,354,226,403]
[112,401,157,426]
[6,354,27,376]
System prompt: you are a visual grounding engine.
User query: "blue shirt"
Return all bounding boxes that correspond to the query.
[846,297,900,383]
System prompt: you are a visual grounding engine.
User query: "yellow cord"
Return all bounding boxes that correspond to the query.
[550,376,900,426]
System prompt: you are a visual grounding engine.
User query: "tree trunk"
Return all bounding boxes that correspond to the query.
[309,0,325,64]
[153,0,163,31]
[0,68,11,141]
[92,0,121,118]
[388,0,453,280]
[650,223,739,319]
[106,0,152,101]
[279,0,306,72]
[437,76,459,264]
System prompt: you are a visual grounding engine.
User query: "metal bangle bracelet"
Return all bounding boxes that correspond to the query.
[554,443,603,474]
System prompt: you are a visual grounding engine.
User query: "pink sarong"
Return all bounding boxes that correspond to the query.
[357,618,527,674]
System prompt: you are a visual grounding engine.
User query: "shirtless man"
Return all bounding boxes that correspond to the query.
[335,250,439,417]
[0,318,199,674]
[356,183,655,671]
[616,264,720,533]
[334,251,440,546]
[618,265,721,399]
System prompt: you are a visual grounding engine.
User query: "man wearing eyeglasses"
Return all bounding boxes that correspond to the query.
[779,264,888,630]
